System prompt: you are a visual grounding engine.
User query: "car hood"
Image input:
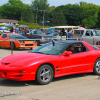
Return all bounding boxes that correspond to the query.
[1,53,52,67]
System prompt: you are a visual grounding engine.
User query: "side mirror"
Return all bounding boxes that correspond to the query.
[62,51,72,56]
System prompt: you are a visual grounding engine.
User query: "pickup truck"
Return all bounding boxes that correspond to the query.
[72,29,100,45]
[20,29,52,46]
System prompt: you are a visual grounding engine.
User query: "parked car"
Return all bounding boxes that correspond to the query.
[20,29,53,46]
[71,29,100,45]
[0,33,37,49]
[0,40,100,85]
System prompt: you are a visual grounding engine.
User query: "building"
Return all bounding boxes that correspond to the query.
[0,19,19,25]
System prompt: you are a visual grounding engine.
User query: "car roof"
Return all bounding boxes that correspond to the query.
[52,40,81,45]
[3,33,19,35]
[58,40,81,44]
[3,33,12,34]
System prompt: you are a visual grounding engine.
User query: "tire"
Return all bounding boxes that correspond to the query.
[10,42,16,49]
[94,58,100,75]
[36,40,40,46]
[96,42,98,45]
[30,48,33,50]
[36,64,54,85]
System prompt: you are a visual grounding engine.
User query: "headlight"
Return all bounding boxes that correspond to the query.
[19,41,24,43]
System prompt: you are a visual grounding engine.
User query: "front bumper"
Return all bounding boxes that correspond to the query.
[0,70,36,81]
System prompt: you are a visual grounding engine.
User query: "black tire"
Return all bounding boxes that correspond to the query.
[96,42,98,45]
[30,48,33,50]
[36,64,54,85]
[94,58,100,75]
[10,42,16,49]
[36,40,40,46]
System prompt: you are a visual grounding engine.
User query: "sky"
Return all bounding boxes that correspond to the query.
[0,0,100,6]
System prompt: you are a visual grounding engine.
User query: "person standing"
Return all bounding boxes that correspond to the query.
[66,27,74,39]
[59,28,66,36]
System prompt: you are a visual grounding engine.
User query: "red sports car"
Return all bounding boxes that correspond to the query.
[0,40,100,85]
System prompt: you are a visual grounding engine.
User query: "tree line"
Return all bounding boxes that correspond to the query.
[0,0,100,29]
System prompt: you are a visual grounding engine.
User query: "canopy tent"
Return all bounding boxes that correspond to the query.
[18,25,28,28]
[4,24,16,27]
[78,27,86,29]
[48,28,55,31]
[0,27,4,30]
[50,26,80,29]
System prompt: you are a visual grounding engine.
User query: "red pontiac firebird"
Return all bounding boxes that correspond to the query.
[0,40,100,85]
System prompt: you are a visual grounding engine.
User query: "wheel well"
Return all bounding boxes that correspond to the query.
[36,63,55,77]
[94,57,100,66]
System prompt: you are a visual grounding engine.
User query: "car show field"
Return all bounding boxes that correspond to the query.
[0,43,100,100]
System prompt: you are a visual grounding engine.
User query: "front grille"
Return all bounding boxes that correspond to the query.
[25,44,33,46]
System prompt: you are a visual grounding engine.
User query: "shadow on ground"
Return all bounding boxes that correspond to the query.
[0,73,97,87]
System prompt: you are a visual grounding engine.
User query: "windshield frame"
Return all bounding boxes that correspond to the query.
[31,42,68,55]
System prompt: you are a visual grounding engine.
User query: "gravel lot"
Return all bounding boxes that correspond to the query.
[0,46,100,100]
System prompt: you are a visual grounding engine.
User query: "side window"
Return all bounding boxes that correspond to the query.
[1,34,7,38]
[66,43,88,54]
[85,31,93,36]
[85,31,90,36]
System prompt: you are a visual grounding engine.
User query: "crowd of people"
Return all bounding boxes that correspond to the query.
[9,27,29,34]
[59,27,74,38]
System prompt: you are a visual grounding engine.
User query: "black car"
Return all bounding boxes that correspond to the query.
[20,29,53,46]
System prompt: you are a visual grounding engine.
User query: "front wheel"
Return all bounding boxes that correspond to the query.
[36,64,54,85]
[36,40,40,46]
[94,58,100,75]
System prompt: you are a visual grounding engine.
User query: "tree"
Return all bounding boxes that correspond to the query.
[0,0,35,22]
[50,7,66,26]
[31,0,50,24]
[80,3,99,28]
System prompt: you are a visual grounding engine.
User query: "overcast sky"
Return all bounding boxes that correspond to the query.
[0,0,100,6]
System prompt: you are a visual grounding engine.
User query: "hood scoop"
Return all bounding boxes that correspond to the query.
[2,62,10,65]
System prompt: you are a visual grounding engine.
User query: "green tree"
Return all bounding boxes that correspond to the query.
[80,3,99,28]
[31,0,50,24]
[50,7,66,26]
[0,0,35,22]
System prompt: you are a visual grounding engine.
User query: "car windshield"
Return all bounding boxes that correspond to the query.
[89,44,100,50]
[31,42,67,55]
[30,29,44,35]
[8,34,27,39]
[48,33,59,36]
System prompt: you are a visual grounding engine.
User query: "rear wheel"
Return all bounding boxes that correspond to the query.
[94,58,100,75]
[36,64,54,85]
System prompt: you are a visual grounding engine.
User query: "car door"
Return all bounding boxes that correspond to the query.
[81,30,94,44]
[0,34,8,47]
[60,43,92,74]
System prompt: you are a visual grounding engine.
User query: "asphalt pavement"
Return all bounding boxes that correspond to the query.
[0,46,100,100]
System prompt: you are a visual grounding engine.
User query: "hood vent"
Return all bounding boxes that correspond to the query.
[4,63,10,65]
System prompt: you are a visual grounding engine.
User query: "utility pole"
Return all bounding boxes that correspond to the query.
[36,7,38,23]
[43,10,46,29]
[21,11,23,21]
